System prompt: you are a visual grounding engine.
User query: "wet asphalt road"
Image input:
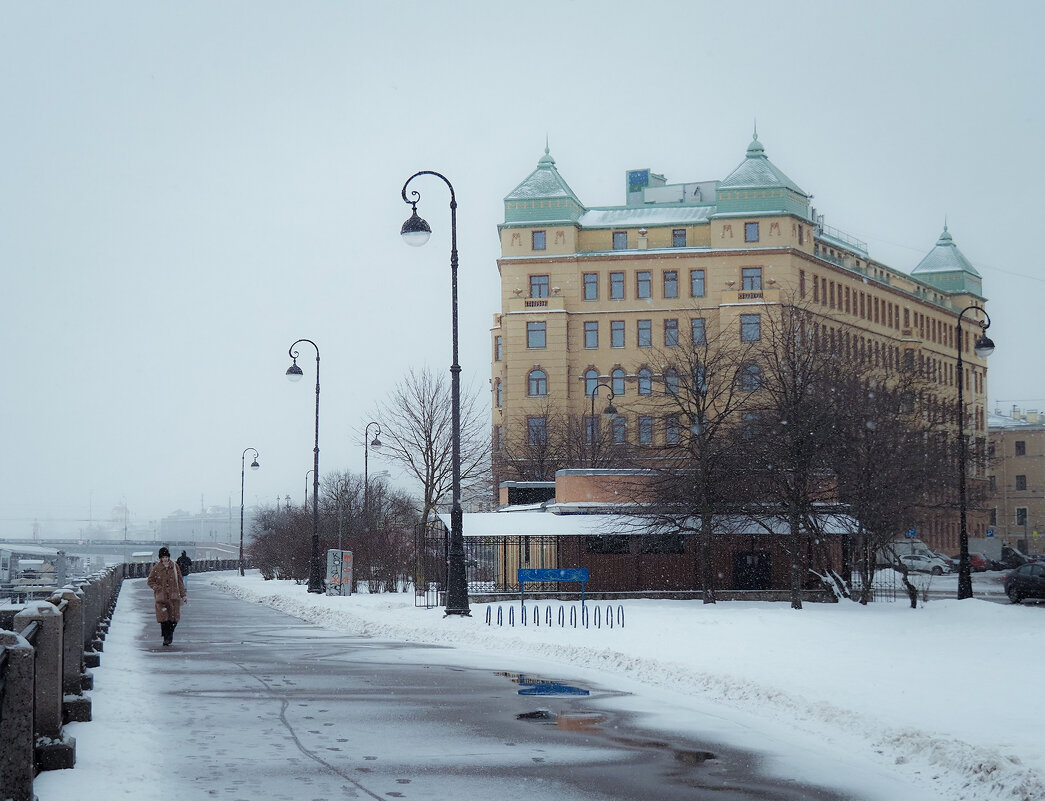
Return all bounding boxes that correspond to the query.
[120,579,854,801]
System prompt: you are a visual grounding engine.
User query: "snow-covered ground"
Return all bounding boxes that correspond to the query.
[42,571,1043,801]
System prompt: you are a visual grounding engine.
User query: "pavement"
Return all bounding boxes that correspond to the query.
[43,578,861,801]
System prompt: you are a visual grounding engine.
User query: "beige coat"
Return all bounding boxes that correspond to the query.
[147,559,186,623]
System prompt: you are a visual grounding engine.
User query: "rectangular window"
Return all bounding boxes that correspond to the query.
[663,270,678,298]
[613,230,628,250]
[745,222,759,242]
[610,271,625,299]
[664,319,679,347]
[586,535,630,555]
[583,272,599,300]
[584,321,599,349]
[494,336,503,361]
[526,321,546,348]
[1016,441,1026,456]
[527,417,547,445]
[1016,475,1028,491]
[493,425,502,452]
[637,271,651,299]
[664,415,680,446]
[691,318,706,345]
[1017,507,1028,526]
[800,270,806,298]
[638,415,653,445]
[637,319,652,348]
[610,320,625,348]
[532,230,546,251]
[612,416,626,444]
[989,507,997,526]
[495,380,502,407]
[640,533,685,554]
[741,267,762,291]
[584,416,598,445]
[740,314,761,342]
[690,269,705,297]
[530,274,549,298]
[672,228,687,247]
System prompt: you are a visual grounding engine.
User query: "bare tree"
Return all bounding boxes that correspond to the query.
[369,367,490,529]
[743,303,842,610]
[626,323,760,602]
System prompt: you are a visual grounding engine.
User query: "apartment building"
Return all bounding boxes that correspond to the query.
[490,133,991,554]
[989,407,1044,555]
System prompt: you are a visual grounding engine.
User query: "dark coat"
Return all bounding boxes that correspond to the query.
[176,553,192,574]
[147,560,186,623]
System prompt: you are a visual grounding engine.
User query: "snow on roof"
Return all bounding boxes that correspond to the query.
[0,543,62,557]
[438,511,860,538]
[577,205,713,228]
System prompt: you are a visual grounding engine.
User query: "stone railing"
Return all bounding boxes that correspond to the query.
[0,559,238,801]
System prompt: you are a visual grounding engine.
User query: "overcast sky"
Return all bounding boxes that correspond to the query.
[2,1,1042,535]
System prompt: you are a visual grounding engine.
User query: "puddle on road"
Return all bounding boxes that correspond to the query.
[505,670,719,768]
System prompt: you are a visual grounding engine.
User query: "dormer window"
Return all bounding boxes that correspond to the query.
[532,230,546,250]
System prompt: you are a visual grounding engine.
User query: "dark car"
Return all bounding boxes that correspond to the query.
[1000,546,1035,569]
[1004,563,1045,604]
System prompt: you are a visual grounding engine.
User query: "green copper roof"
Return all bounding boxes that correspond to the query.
[718,132,807,195]
[714,132,810,217]
[503,146,586,224]
[911,225,983,296]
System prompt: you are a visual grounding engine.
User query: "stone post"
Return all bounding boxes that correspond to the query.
[0,631,35,801]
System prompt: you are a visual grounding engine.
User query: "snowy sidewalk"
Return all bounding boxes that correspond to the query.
[34,573,1045,801]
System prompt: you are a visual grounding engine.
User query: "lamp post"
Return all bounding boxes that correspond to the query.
[286,338,324,594]
[400,170,469,616]
[239,448,260,577]
[588,382,618,468]
[363,421,382,521]
[333,477,348,552]
[304,469,314,508]
[955,305,995,600]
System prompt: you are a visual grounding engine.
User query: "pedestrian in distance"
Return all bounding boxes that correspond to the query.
[176,550,192,583]
[147,546,187,646]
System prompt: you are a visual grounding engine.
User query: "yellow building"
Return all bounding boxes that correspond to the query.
[989,407,1045,556]
[490,133,990,554]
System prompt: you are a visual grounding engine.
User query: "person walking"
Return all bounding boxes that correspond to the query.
[147,546,187,646]
[176,550,192,582]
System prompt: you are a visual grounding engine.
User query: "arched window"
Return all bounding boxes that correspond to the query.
[611,367,626,396]
[664,368,680,396]
[638,367,652,396]
[584,368,599,396]
[528,369,547,397]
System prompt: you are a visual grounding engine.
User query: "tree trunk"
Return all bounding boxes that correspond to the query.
[700,514,716,604]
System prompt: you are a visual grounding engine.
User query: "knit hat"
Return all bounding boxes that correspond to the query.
[158,547,170,558]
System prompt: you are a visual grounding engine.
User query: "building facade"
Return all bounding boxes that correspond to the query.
[490,133,991,555]
[989,407,1044,556]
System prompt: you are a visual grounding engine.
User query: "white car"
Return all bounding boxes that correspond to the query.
[898,553,951,576]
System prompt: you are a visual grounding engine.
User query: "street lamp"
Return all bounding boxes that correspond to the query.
[239,448,259,577]
[955,305,995,600]
[304,469,314,508]
[400,170,469,616]
[363,421,382,520]
[286,338,324,594]
[588,382,618,467]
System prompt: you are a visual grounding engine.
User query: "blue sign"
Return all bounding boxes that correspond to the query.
[518,568,589,583]
[986,528,995,538]
[905,529,917,539]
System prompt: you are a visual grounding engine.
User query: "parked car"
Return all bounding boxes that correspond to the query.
[1000,546,1035,569]
[931,551,960,571]
[954,552,990,572]
[898,553,950,575]
[1004,563,1045,604]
